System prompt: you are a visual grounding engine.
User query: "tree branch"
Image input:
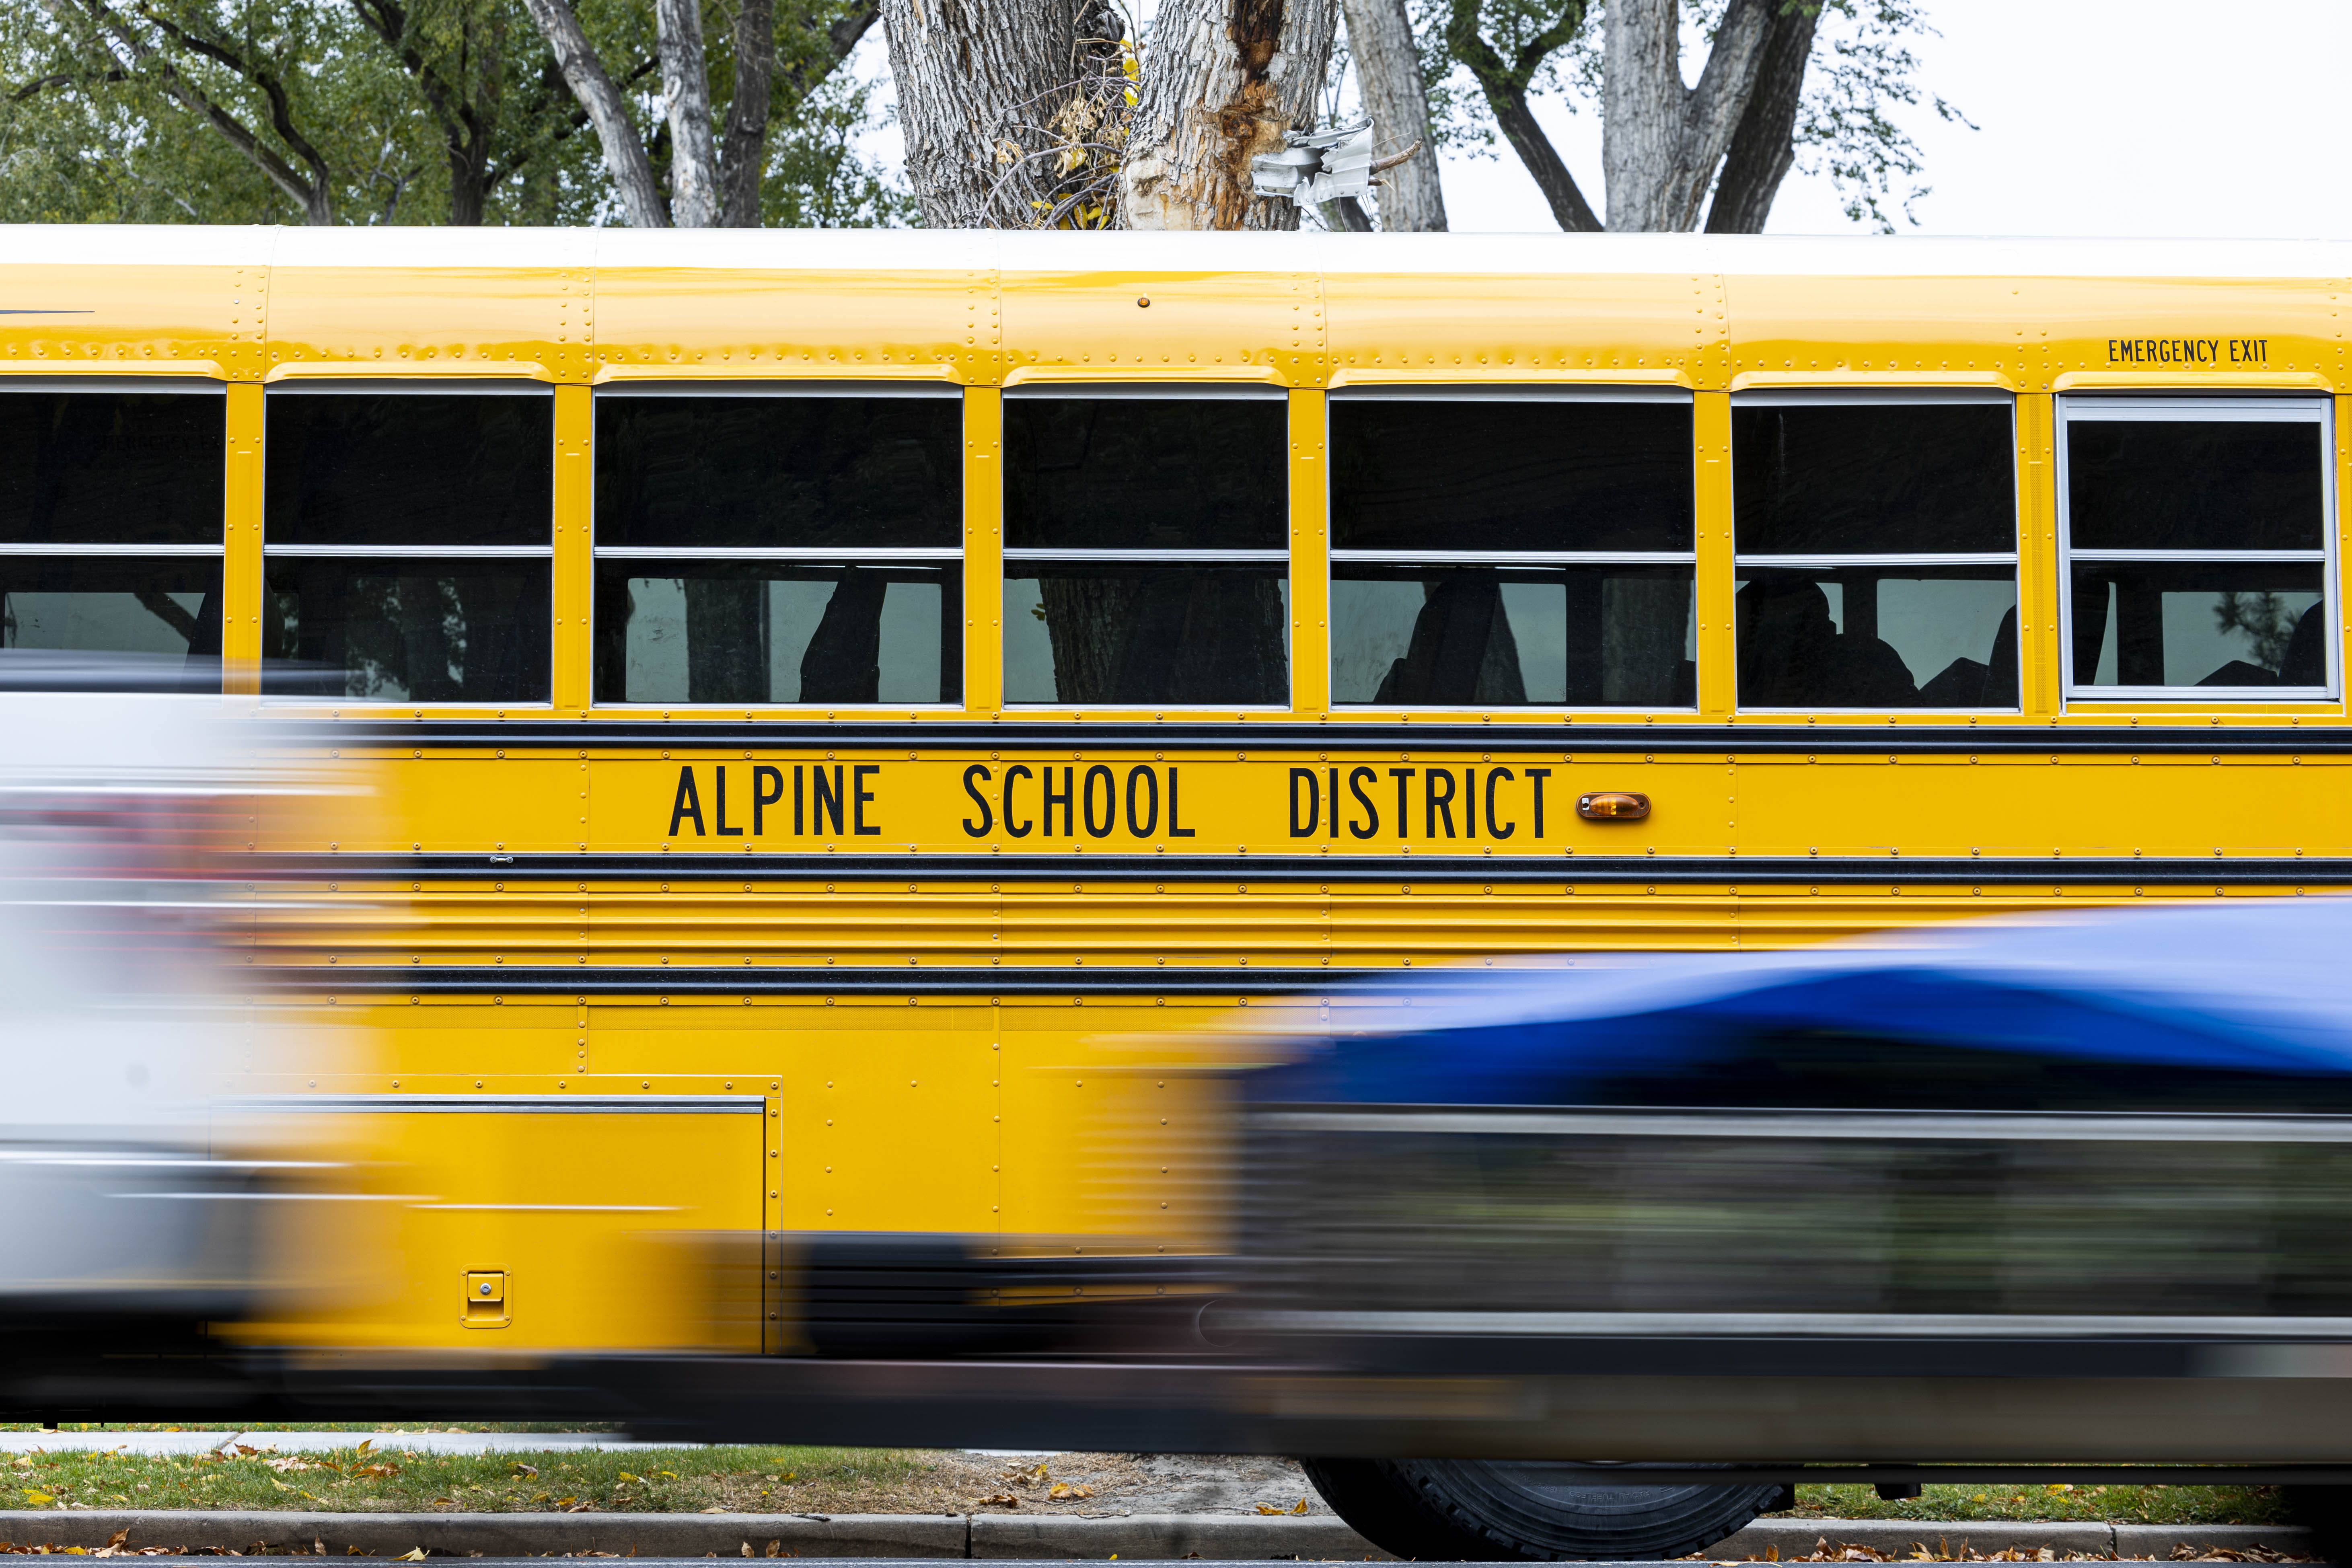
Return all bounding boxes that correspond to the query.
[140,4,339,218]
[1704,0,1818,233]
[44,0,332,222]
[517,0,670,225]
[1445,0,1600,231]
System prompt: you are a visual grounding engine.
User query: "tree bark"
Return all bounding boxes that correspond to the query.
[878,0,1115,229]
[518,0,671,225]
[1703,0,1817,234]
[1121,0,1341,231]
[1339,0,1444,230]
[656,0,720,225]
[1602,0,1770,231]
[717,0,777,226]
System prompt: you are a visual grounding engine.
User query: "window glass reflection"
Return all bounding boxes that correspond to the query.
[2068,420,2324,552]
[0,392,224,546]
[0,558,221,656]
[2070,562,2326,688]
[1736,566,2018,708]
[594,562,956,704]
[266,392,551,548]
[263,559,551,700]
[1005,399,1285,550]
[1004,565,1287,704]
[1733,403,2015,554]
[595,395,959,549]
[1332,399,1693,553]
[1333,566,1693,706]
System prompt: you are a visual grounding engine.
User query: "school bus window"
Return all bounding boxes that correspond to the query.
[261,385,552,701]
[1329,390,1695,707]
[1733,395,2019,709]
[2062,397,2332,697]
[0,382,224,664]
[1003,390,1287,706]
[592,386,961,706]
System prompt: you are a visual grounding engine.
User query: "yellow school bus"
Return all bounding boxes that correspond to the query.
[1,227,2346,1357]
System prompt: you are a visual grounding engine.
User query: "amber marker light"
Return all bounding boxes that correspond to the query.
[1577,791,1651,822]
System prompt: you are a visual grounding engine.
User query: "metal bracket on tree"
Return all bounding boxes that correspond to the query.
[1249,121,1378,205]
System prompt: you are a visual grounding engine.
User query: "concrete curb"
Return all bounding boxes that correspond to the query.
[1708,1519,2319,1560]
[0,1511,2311,1560]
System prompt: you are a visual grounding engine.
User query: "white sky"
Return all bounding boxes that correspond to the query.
[1434,0,2352,238]
[852,1,2352,241]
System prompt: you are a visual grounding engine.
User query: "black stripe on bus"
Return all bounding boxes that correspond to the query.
[262,964,1375,997]
[318,719,2352,757]
[260,852,2352,887]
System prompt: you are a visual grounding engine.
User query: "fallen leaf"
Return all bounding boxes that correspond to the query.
[21,1496,49,1507]
[397,1553,429,1563]
[1291,1500,1308,1515]
[981,1493,1020,1508]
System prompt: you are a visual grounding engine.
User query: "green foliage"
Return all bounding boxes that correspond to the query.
[0,0,909,228]
[1783,1482,2290,1527]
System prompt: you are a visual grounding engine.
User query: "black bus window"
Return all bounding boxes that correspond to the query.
[1332,397,1693,553]
[1003,391,1287,707]
[262,385,551,701]
[1328,391,1695,710]
[2062,399,2332,697]
[1732,395,2019,711]
[0,385,225,667]
[592,388,962,707]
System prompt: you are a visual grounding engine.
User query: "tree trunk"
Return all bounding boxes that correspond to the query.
[656,0,720,225]
[1121,0,1340,231]
[1340,0,1444,230]
[717,0,777,226]
[1602,0,1770,231]
[1703,0,1817,233]
[520,0,670,225]
[879,0,1116,229]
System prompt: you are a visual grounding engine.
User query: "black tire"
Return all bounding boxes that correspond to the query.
[1300,1457,1790,1562]
[2285,1486,2352,1565]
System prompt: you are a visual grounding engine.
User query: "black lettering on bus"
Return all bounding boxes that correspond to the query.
[668,766,706,837]
[1167,767,1195,837]
[1289,768,1318,838]
[1464,766,1477,837]
[1004,764,1034,838]
[753,765,784,837]
[852,764,881,836]
[794,765,805,835]
[1485,767,1516,839]
[715,765,743,837]
[1082,765,1116,838]
[1347,767,1379,839]
[1389,768,1415,838]
[813,765,845,836]
[961,765,993,837]
[1126,765,1158,838]
[1527,766,1552,838]
[1425,768,1456,838]
[1042,766,1074,837]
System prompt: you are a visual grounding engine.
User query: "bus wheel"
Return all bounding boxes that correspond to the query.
[1299,1457,1791,1562]
[2285,1486,2352,1566]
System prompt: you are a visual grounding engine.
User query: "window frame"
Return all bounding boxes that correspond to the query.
[260,378,555,705]
[1730,386,2023,714]
[0,376,228,672]
[1001,381,1291,710]
[2056,393,2337,704]
[1326,383,1698,712]
[589,379,964,710]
